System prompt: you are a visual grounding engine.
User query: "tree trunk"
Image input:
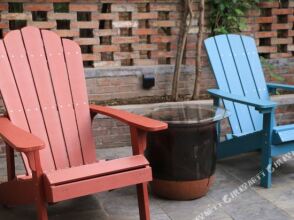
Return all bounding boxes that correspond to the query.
[171,0,193,101]
[192,0,205,100]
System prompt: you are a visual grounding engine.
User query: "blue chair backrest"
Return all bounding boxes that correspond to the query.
[204,34,271,135]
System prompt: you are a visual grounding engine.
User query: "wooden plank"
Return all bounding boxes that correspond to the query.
[45,155,149,185]
[137,183,150,220]
[62,39,96,164]
[41,29,84,167]
[0,178,35,205]
[271,143,294,157]
[274,129,294,144]
[227,34,263,131]
[0,117,45,152]
[3,30,55,171]
[217,131,263,159]
[273,125,294,144]
[90,105,167,132]
[204,37,241,134]
[214,35,255,133]
[21,26,70,170]
[273,124,294,132]
[0,40,31,174]
[241,35,269,100]
[46,167,152,203]
[208,89,276,110]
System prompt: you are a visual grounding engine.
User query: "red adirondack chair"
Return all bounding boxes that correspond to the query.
[0,26,167,220]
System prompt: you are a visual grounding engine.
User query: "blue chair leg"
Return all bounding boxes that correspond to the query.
[261,150,272,188]
[260,111,274,188]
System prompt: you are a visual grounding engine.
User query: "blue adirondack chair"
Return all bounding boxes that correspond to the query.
[204,34,294,188]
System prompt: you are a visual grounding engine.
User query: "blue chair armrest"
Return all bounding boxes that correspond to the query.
[208,89,276,112]
[267,83,294,93]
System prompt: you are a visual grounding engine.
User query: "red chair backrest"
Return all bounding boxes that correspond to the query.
[0,26,96,173]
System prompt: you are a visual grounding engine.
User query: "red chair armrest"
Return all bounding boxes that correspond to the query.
[0,117,45,152]
[89,104,167,132]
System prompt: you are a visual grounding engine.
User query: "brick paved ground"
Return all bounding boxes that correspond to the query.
[1,147,294,220]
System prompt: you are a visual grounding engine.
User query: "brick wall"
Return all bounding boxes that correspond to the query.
[0,1,293,67]
[0,1,185,68]
[0,1,292,98]
[249,2,294,59]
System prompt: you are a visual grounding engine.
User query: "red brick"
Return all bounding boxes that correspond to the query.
[257,46,277,53]
[28,21,56,29]
[150,3,177,11]
[0,23,9,29]
[48,12,76,20]
[24,3,53,11]
[271,38,293,45]
[272,8,293,15]
[113,51,140,60]
[287,45,294,51]
[94,29,119,37]
[111,4,137,12]
[48,0,70,2]
[132,44,158,51]
[94,61,121,68]
[112,21,138,28]
[288,30,294,37]
[272,23,293,30]
[288,15,294,23]
[133,59,157,66]
[71,21,99,29]
[258,2,280,8]
[127,0,154,3]
[255,31,277,38]
[151,50,176,58]
[151,36,176,43]
[132,12,158,20]
[69,4,98,12]
[149,20,176,27]
[75,38,99,45]
[1,13,31,20]
[169,12,181,20]
[93,13,118,20]
[255,16,276,24]
[132,28,157,35]
[269,53,292,59]
[82,54,100,61]
[53,30,79,38]
[0,3,8,11]
[93,45,120,53]
[246,9,260,17]
[112,36,139,44]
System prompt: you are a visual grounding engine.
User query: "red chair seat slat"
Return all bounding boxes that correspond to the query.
[44,155,149,186]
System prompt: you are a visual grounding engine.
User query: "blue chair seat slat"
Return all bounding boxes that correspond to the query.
[273,125,294,144]
[274,124,294,132]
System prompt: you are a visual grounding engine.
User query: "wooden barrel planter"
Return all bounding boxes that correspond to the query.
[145,104,228,200]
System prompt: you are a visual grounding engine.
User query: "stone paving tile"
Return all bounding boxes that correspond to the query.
[1,147,294,220]
[97,186,171,220]
[154,196,232,220]
[216,153,294,220]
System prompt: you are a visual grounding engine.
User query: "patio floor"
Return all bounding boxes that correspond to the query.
[1,147,294,220]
